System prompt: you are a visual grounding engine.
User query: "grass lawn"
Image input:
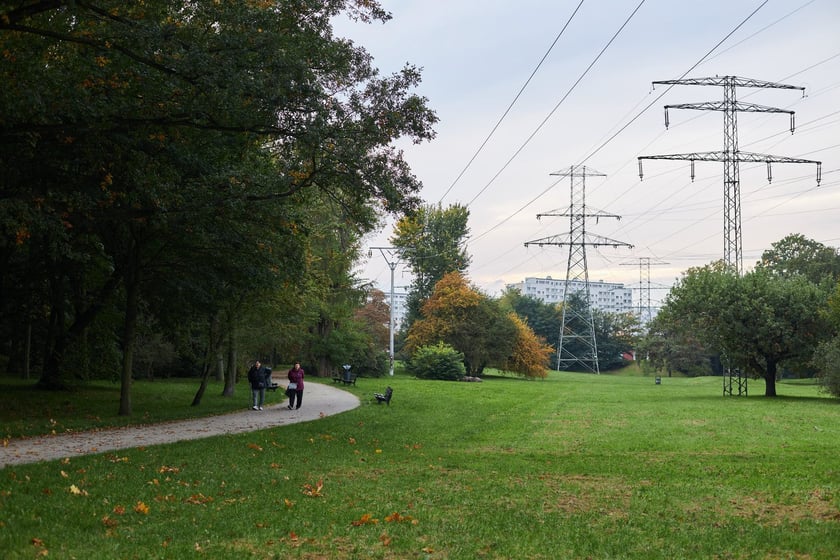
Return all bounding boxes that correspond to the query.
[1,372,838,559]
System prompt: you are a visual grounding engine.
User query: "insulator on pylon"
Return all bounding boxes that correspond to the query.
[638,159,644,180]
[690,160,695,182]
[766,162,773,184]
[664,107,670,129]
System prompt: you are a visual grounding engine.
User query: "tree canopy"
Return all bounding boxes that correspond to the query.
[659,262,830,396]
[0,1,437,410]
[405,272,550,377]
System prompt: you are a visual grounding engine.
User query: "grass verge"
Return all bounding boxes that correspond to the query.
[1,373,838,559]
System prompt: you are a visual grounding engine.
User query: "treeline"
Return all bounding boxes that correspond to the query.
[0,1,437,413]
[638,234,840,397]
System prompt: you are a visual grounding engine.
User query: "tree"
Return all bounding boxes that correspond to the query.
[498,287,562,350]
[405,272,551,377]
[1,1,437,412]
[593,310,640,371]
[502,313,553,378]
[638,308,718,377]
[391,203,470,326]
[812,281,840,397]
[756,233,840,286]
[662,263,830,396]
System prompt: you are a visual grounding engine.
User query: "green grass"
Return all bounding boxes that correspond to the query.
[1,373,838,559]
[0,377,248,439]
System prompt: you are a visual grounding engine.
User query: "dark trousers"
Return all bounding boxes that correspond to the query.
[288,389,303,409]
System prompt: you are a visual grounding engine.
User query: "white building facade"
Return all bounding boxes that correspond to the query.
[507,276,634,315]
[383,290,409,330]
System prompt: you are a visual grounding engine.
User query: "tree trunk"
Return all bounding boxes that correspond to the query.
[118,272,139,416]
[192,314,221,406]
[38,271,122,390]
[763,359,778,397]
[222,317,237,397]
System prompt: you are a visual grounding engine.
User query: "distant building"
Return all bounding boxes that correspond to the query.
[506,276,634,314]
[383,289,409,329]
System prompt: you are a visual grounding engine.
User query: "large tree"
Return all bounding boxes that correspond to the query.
[405,272,552,377]
[661,263,830,396]
[391,203,471,326]
[756,233,840,285]
[0,1,437,412]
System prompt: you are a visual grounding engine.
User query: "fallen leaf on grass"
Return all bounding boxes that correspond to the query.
[247,443,263,451]
[69,484,88,496]
[351,513,379,526]
[385,512,416,524]
[301,480,324,497]
[134,501,150,515]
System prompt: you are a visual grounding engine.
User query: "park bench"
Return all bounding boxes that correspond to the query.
[262,368,281,391]
[374,386,393,405]
[332,371,358,385]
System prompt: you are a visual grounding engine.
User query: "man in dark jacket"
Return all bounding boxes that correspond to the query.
[247,360,266,411]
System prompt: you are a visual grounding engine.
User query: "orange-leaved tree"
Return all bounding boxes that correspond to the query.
[406,271,548,377]
[502,313,553,378]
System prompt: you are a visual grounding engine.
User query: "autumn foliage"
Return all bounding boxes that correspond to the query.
[406,272,551,377]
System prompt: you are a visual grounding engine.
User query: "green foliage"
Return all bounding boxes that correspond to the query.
[0,1,437,397]
[812,337,840,397]
[391,203,471,325]
[660,262,831,396]
[405,272,515,375]
[405,342,466,380]
[756,233,840,285]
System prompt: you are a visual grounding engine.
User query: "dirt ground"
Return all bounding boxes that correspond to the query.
[0,382,360,468]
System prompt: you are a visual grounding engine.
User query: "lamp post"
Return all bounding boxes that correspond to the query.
[370,247,405,376]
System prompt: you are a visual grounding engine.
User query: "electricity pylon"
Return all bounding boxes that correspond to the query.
[638,75,822,276]
[637,76,822,395]
[620,257,669,327]
[525,166,632,374]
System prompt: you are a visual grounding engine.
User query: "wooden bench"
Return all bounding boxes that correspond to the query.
[374,386,393,405]
[332,372,357,385]
[265,381,281,392]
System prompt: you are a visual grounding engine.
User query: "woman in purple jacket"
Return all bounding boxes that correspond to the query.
[286,362,305,409]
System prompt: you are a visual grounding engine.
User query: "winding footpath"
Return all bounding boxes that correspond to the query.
[1,382,360,468]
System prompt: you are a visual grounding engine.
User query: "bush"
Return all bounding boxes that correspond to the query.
[812,337,840,397]
[406,342,466,381]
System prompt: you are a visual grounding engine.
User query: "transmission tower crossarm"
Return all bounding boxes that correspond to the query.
[653,76,805,91]
[537,209,622,220]
[639,151,820,164]
[525,233,633,248]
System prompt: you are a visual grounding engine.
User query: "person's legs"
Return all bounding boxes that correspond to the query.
[258,388,265,409]
[251,389,259,409]
[295,389,303,409]
[287,389,297,409]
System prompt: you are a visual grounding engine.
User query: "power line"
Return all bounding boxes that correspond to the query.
[465,0,647,208]
[438,0,586,204]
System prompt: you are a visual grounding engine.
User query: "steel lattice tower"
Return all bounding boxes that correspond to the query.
[621,257,669,327]
[638,75,822,275]
[638,76,822,394]
[525,166,632,373]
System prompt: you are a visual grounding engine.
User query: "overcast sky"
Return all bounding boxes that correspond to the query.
[333,0,840,305]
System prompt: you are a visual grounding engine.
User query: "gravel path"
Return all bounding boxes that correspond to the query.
[0,382,360,468]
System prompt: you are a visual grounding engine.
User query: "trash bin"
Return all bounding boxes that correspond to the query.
[655,376,661,385]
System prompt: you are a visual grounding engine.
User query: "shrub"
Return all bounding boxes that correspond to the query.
[406,342,466,381]
[812,337,840,397]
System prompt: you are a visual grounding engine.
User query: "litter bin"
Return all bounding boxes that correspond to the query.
[655,376,661,385]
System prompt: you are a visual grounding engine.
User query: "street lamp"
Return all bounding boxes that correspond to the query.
[369,247,406,376]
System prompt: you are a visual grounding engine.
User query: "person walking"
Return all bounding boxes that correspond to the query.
[286,362,305,410]
[247,360,266,411]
